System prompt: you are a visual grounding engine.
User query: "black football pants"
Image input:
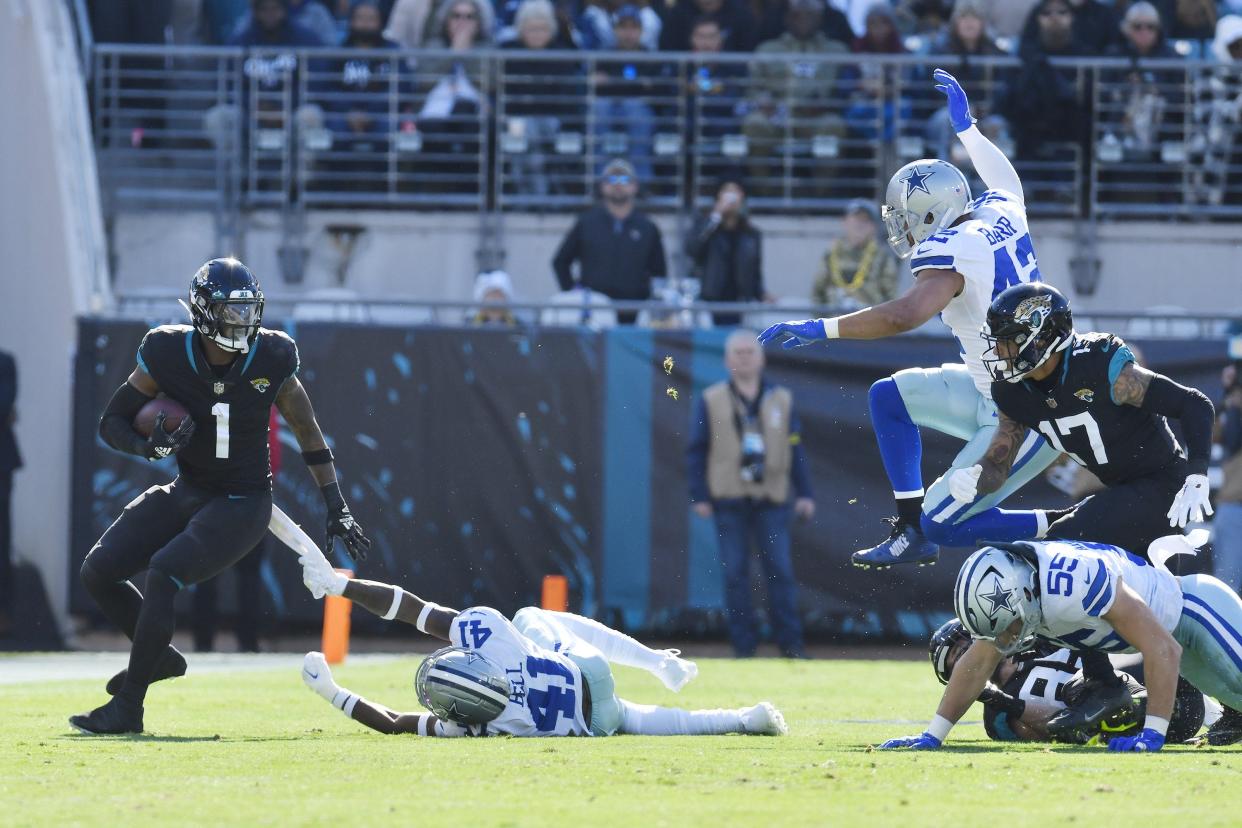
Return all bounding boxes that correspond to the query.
[1046,465,1188,561]
[81,477,271,702]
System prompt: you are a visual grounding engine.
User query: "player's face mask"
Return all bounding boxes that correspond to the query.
[208,297,263,353]
[982,321,1066,383]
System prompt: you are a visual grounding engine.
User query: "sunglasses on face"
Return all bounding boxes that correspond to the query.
[451,10,478,20]
[1039,7,1070,17]
[1130,21,1158,30]
[605,174,632,184]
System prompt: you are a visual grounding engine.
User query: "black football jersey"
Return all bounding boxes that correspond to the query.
[137,325,299,493]
[983,647,1081,741]
[991,333,1184,486]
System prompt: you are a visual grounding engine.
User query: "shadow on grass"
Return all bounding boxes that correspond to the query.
[843,742,1225,756]
[59,733,315,744]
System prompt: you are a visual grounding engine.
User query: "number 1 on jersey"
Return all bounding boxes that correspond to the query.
[211,402,230,459]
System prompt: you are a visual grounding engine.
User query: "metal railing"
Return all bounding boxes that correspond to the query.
[111,290,1240,339]
[90,47,1242,219]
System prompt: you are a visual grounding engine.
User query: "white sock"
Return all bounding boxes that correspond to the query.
[1035,510,1050,539]
[549,611,665,673]
[619,699,744,735]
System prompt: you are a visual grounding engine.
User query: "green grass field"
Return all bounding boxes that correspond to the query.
[3,656,1239,827]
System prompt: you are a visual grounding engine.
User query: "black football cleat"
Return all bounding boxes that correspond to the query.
[1046,676,1136,742]
[1206,706,1242,746]
[69,696,144,736]
[106,648,187,696]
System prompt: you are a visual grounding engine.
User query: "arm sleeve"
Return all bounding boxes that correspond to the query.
[789,407,813,499]
[687,396,711,503]
[552,218,582,291]
[957,124,1024,202]
[98,382,155,458]
[0,356,15,420]
[1138,373,1216,476]
[684,215,717,265]
[648,223,668,280]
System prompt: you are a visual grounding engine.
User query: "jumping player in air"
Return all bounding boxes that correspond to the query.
[927,619,1210,744]
[71,258,371,735]
[881,537,1242,752]
[758,68,1063,569]
[295,549,787,738]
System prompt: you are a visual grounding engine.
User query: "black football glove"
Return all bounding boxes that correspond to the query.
[322,481,371,561]
[145,411,196,461]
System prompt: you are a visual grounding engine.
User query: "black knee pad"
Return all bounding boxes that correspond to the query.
[81,556,120,592]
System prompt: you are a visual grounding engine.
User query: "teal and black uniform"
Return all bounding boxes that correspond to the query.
[85,325,298,587]
[990,332,1190,553]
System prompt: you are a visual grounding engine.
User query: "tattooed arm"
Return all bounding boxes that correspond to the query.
[976,411,1030,495]
[1112,361,1214,475]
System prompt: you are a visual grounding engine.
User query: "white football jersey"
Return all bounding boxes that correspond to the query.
[450,607,591,737]
[910,189,1041,397]
[1030,540,1184,654]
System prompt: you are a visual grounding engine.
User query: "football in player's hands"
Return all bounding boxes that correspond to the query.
[133,396,190,437]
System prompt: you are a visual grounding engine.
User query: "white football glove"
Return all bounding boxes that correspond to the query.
[302,651,338,701]
[948,464,983,506]
[1167,474,1213,528]
[299,550,348,599]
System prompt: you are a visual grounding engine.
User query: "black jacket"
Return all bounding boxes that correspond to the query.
[553,206,667,300]
[685,215,764,303]
[0,351,21,473]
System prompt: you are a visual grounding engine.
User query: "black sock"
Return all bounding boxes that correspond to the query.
[118,569,181,706]
[896,496,924,528]
[1078,649,1118,683]
[81,559,144,638]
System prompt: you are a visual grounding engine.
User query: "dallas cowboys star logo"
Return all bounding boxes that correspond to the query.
[980,580,1014,618]
[902,166,932,198]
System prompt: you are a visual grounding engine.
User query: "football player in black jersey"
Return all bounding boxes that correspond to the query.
[70,258,371,735]
[946,282,1235,743]
[929,619,1208,744]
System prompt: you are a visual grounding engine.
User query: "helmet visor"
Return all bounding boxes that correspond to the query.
[881,204,917,259]
[210,299,261,350]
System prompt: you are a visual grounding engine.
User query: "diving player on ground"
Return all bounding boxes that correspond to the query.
[71,258,371,735]
[295,550,787,738]
[881,537,1242,752]
[758,68,1063,569]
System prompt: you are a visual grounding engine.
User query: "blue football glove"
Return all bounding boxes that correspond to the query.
[1106,728,1165,753]
[756,319,827,350]
[932,68,976,134]
[878,732,942,750]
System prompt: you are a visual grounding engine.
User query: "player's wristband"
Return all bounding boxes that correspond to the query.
[320,480,345,509]
[926,714,954,742]
[822,317,840,339]
[1144,715,1170,737]
[302,448,334,466]
[416,602,445,634]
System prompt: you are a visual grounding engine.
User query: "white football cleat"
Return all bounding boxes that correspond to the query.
[740,702,788,736]
[654,649,698,693]
[302,651,338,701]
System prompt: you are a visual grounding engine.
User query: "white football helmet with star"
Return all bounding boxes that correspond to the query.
[954,545,1043,655]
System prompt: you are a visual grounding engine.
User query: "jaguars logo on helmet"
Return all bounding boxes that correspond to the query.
[415,646,511,726]
[179,257,266,354]
[983,283,1074,383]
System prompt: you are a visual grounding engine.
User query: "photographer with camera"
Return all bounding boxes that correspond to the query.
[686,329,814,658]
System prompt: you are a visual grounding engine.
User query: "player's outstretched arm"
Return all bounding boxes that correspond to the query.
[757,270,962,348]
[880,639,1002,749]
[276,376,372,561]
[932,68,1024,201]
[1100,585,1182,752]
[301,652,466,736]
[1111,361,1216,527]
[300,552,458,640]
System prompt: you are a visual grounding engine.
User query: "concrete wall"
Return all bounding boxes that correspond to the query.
[112,209,1241,318]
[0,0,110,634]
